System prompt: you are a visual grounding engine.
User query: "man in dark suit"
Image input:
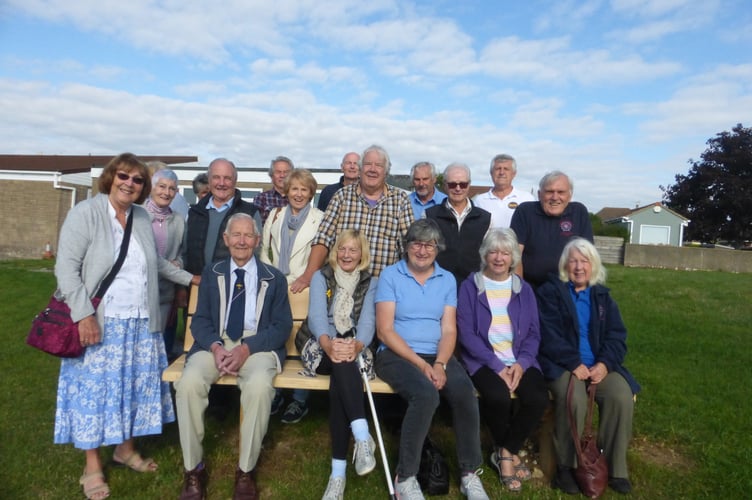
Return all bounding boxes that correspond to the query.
[176,213,292,500]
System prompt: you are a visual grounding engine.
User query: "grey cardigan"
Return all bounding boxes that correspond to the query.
[55,193,188,332]
[145,207,193,304]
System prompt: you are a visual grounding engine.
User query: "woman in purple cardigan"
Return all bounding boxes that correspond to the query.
[457,228,549,493]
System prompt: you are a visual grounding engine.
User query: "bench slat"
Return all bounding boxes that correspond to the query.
[163,285,396,394]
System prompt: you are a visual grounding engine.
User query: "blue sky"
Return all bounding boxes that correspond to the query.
[1,0,750,211]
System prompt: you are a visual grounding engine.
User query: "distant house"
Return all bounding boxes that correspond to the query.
[0,154,196,259]
[597,203,690,247]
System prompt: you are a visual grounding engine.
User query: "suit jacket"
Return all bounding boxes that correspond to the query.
[260,205,324,284]
[189,257,293,364]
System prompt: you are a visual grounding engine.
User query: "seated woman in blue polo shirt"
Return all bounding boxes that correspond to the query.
[374,218,489,500]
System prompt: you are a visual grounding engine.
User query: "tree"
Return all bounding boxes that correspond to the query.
[590,213,629,240]
[661,123,752,245]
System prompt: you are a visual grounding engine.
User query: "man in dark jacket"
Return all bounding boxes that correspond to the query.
[184,158,261,275]
[426,162,491,289]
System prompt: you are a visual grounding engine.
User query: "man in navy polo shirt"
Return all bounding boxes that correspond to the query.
[510,171,593,288]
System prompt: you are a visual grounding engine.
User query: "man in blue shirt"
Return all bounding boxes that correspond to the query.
[409,161,447,219]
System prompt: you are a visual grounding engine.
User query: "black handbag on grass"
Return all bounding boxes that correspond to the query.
[417,436,449,495]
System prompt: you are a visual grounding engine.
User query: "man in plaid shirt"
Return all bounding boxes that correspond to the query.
[306,144,414,279]
[253,156,293,224]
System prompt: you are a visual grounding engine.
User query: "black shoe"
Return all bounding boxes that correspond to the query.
[609,476,632,494]
[280,399,308,424]
[180,465,207,500]
[552,465,580,495]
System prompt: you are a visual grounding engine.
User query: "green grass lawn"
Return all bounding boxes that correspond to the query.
[1,260,750,499]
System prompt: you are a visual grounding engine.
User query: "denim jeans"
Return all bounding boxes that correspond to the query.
[375,349,482,478]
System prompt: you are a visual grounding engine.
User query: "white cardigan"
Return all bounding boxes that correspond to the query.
[260,205,324,284]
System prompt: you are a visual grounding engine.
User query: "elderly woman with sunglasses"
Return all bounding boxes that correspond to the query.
[375,219,490,500]
[54,154,186,499]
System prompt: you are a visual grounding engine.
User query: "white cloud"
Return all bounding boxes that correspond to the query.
[625,63,752,141]
[533,0,604,34]
[479,36,681,84]
[609,0,721,43]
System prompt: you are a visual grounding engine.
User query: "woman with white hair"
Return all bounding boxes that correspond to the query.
[537,238,640,495]
[456,228,548,493]
[143,168,200,355]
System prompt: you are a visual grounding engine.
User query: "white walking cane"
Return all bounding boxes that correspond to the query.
[358,353,396,499]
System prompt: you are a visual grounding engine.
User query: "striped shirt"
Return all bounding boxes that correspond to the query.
[484,275,516,366]
[313,183,414,277]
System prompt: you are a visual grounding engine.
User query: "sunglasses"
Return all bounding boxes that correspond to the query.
[446,181,469,190]
[116,172,146,185]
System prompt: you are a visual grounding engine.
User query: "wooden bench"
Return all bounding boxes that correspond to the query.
[162,287,563,479]
[162,285,394,393]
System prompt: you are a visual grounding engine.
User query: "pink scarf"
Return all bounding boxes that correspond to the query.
[145,198,172,257]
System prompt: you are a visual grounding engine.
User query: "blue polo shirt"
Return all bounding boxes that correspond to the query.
[376,259,457,354]
[409,190,447,220]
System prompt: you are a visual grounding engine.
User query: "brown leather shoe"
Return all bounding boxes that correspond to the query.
[233,468,258,500]
[180,466,207,500]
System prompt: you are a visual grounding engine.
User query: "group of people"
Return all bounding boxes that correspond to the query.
[51,147,639,500]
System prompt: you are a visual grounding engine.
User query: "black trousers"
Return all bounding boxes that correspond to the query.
[471,365,549,455]
[317,355,367,460]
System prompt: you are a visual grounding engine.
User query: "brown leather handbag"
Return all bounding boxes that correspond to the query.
[567,375,608,498]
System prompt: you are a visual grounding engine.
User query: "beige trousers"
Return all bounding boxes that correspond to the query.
[175,342,279,472]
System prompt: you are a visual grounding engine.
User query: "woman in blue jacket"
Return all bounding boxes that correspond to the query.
[537,238,640,495]
[457,228,548,493]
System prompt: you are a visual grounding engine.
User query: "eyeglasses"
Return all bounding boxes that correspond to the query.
[446,181,469,190]
[409,241,438,252]
[116,172,145,185]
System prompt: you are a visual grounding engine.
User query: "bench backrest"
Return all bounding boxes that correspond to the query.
[183,284,309,356]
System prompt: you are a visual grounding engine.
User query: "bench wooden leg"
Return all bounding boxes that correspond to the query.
[536,403,557,480]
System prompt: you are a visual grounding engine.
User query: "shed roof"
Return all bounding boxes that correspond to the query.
[597,202,688,222]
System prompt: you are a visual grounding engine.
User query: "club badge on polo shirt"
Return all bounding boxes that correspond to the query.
[560,220,573,236]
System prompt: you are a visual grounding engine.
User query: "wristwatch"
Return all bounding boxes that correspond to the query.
[434,360,447,371]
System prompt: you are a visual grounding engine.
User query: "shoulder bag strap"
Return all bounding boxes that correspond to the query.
[567,373,586,459]
[583,382,598,439]
[94,209,134,299]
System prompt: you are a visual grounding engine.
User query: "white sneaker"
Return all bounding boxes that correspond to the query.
[394,475,424,500]
[460,469,490,500]
[322,475,345,500]
[353,435,376,476]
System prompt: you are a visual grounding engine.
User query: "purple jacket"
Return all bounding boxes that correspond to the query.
[457,271,541,376]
